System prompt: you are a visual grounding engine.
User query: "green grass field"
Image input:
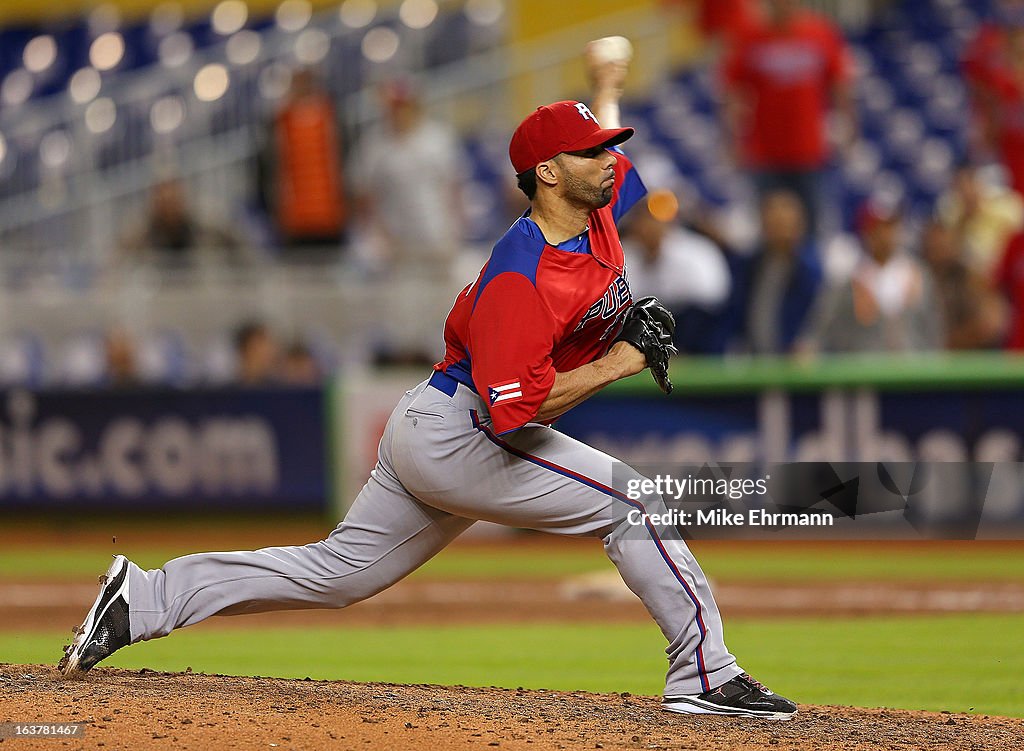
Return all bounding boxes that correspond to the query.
[3,537,1022,718]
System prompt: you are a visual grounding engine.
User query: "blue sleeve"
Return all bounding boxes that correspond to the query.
[609,147,647,225]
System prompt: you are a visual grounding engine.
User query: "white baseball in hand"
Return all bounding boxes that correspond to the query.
[588,36,633,65]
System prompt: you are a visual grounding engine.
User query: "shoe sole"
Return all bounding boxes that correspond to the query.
[59,555,129,676]
[662,696,797,721]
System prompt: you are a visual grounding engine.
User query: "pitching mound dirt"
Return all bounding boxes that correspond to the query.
[1,664,1020,751]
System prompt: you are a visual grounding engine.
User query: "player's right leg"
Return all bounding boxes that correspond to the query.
[60,381,474,675]
[390,379,795,719]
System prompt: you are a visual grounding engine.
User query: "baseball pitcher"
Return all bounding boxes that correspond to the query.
[60,43,796,720]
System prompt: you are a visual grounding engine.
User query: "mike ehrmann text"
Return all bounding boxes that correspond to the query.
[627,508,835,527]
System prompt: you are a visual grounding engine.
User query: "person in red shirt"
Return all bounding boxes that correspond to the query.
[721,0,856,235]
[961,0,1024,194]
[962,0,1024,105]
[435,105,644,434]
[60,49,797,721]
[995,230,1024,349]
[661,0,759,44]
[697,0,759,42]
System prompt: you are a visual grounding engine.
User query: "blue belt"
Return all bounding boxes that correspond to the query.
[428,369,460,397]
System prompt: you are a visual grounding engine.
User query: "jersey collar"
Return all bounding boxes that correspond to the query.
[518,213,591,254]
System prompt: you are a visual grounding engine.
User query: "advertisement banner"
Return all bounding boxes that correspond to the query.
[557,388,1024,530]
[0,387,327,511]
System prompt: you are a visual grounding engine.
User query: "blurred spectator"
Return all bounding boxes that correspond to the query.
[961,0,1024,194]
[695,0,759,42]
[234,320,280,386]
[622,191,732,353]
[936,163,1024,276]
[119,177,244,266]
[994,229,1024,350]
[797,199,942,353]
[720,0,856,235]
[280,340,322,386]
[352,80,464,278]
[920,219,1006,350]
[371,345,437,368]
[728,190,823,354]
[662,0,760,47]
[674,185,738,255]
[104,328,139,388]
[265,67,348,252]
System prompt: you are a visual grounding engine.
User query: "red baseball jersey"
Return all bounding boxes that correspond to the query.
[435,148,647,434]
[696,0,759,40]
[722,10,851,168]
[961,25,1024,194]
[985,75,1024,195]
[996,231,1024,350]
[962,23,1006,91]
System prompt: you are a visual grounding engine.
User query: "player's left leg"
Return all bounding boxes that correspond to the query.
[123,482,473,642]
[60,382,475,674]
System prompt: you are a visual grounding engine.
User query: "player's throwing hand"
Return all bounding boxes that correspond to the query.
[585,36,632,92]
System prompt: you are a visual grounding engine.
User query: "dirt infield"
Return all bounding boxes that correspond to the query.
[1,664,1021,751]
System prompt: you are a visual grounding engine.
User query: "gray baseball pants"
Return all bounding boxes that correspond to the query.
[127,374,741,696]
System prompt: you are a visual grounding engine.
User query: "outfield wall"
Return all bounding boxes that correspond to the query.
[3,354,1024,524]
[337,355,1024,532]
[0,386,326,511]
[564,353,1024,465]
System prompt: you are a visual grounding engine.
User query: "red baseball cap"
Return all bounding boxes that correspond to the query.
[509,100,634,174]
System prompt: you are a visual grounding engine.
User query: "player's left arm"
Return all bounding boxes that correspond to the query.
[534,341,646,423]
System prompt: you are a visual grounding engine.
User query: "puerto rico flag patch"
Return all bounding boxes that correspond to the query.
[488,380,523,406]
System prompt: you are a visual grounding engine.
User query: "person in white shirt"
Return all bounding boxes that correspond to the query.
[352,80,465,278]
[797,198,942,353]
[621,192,731,351]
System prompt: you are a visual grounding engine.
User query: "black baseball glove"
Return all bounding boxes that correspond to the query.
[613,296,677,394]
